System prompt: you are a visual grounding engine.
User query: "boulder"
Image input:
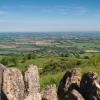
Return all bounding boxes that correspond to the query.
[64,89,85,100]
[42,84,58,100]
[2,68,25,100]
[24,64,41,99]
[24,93,41,100]
[58,68,81,99]
[80,72,100,100]
[0,64,6,100]
[24,64,40,94]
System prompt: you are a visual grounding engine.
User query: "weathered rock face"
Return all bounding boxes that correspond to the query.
[42,84,58,100]
[24,93,41,100]
[24,64,40,94]
[2,68,25,100]
[64,89,85,100]
[24,64,41,100]
[58,68,81,99]
[80,72,100,100]
[0,64,6,100]
[0,63,100,100]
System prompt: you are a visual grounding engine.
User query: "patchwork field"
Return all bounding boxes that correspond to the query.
[0,32,100,88]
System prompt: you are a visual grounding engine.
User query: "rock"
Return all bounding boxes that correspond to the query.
[64,89,85,100]
[42,84,58,100]
[24,64,40,94]
[58,68,81,99]
[80,72,100,100]
[24,64,41,100]
[24,93,41,100]
[2,67,25,100]
[0,64,6,100]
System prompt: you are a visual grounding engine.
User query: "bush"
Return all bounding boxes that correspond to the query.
[0,57,9,66]
[84,56,90,59]
[26,53,36,60]
[42,58,79,74]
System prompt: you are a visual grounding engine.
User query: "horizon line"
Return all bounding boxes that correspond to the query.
[0,31,100,33]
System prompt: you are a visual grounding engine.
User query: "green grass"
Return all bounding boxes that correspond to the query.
[81,65,100,75]
[40,71,65,89]
[17,56,61,71]
[73,42,100,49]
[0,53,100,89]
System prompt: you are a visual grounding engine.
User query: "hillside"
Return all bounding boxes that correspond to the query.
[0,32,100,100]
[0,64,99,100]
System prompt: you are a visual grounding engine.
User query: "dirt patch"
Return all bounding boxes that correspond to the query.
[0,45,16,49]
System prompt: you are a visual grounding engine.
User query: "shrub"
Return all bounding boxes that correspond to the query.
[0,57,9,66]
[42,58,79,74]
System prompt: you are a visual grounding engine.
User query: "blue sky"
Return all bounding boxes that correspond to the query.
[0,0,100,32]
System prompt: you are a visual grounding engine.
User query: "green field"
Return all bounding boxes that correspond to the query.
[0,53,99,88]
[0,32,100,88]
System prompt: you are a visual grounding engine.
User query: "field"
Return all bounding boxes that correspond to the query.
[0,32,100,88]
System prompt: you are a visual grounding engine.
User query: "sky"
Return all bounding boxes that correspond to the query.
[0,0,100,32]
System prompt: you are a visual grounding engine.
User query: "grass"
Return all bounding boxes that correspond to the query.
[81,65,100,75]
[17,56,60,71]
[0,53,100,89]
[40,71,65,89]
[73,42,100,49]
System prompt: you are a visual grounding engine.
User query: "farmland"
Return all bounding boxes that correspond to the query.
[0,32,100,88]
[0,32,100,55]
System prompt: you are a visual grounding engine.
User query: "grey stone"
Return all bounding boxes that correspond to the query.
[42,84,58,100]
[24,64,40,94]
[58,68,81,99]
[80,72,100,100]
[2,68,25,100]
[24,93,41,100]
[0,64,6,100]
[64,89,84,100]
[24,64,41,100]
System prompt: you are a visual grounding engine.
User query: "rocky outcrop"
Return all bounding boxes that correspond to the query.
[64,89,84,100]
[42,84,58,100]
[0,64,42,100]
[58,68,100,100]
[0,63,100,100]
[80,72,100,100]
[0,64,6,100]
[58,68,81,99]
[2,68,25,100]
[24,64,40,94]
[24,64,41,100]
[24,92,41,100]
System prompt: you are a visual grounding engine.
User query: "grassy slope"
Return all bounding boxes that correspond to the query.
[0,54,100,89]
[17,55,100,88]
